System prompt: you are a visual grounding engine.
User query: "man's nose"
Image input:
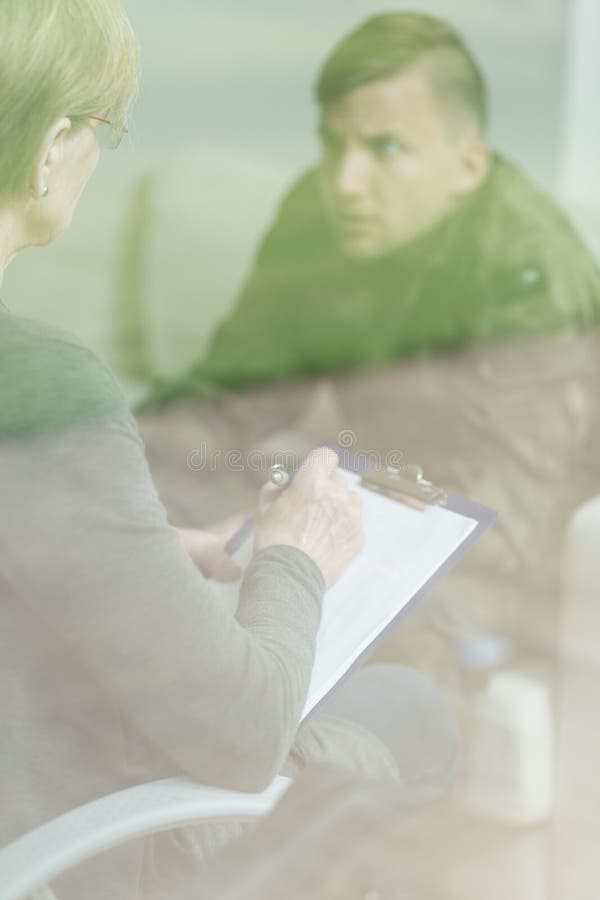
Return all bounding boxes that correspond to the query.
[335,149,371,197]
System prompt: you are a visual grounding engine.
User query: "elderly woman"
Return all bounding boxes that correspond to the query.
[0,2,458,898]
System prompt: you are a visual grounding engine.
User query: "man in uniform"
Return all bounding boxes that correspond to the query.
[172,11,599,393]
[150,13,600,698]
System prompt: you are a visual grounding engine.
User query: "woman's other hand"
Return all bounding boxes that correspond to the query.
[254,447,365,588]
[177,513,247,581]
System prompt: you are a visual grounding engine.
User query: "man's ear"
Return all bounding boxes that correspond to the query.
[31,117,72,198]
[453,135,491,199]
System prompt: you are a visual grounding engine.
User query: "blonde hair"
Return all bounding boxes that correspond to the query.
[0,0,140,196]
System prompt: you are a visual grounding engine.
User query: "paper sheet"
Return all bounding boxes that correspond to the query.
[303,472,477,717]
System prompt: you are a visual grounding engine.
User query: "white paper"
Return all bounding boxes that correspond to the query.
[302,472,477,717]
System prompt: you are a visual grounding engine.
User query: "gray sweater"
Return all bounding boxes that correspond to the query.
[0,308,397,898]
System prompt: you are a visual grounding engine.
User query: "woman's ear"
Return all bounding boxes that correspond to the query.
[31,117,72,199]
[453,136,491,199]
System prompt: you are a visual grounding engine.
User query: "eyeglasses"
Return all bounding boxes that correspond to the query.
[89,115,128,150]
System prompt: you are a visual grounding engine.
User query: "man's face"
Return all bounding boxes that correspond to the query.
[318,67,475,259]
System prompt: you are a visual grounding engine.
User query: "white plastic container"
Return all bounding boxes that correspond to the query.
[463,670,554,825]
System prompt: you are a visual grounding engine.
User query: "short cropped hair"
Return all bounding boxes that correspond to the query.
[316,12,487,135]
[0,0,140,196]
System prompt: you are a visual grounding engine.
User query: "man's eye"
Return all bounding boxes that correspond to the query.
[371,138,404,158]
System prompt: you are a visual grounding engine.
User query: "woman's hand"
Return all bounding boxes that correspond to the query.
[254,447,365,588]
[177,513,247,582]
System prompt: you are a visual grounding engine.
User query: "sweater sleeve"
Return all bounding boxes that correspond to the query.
[1,341,325,793]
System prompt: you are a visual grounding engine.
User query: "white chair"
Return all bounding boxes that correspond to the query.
[0,775,292,900]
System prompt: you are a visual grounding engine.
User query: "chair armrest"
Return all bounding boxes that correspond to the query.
[0,775,292,900]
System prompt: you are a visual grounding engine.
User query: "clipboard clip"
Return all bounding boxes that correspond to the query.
[360,464,448,511]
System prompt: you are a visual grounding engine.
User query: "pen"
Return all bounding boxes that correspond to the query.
[225,466,291,556]
[270,464,291,487]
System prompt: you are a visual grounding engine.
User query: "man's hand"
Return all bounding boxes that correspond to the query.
[177,514,247,581]
[254,447,365,588]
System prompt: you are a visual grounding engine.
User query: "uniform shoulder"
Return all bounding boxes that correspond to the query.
[279,167,320,209]
[271,168,324,234]
[475,155,600,326]
[246,166,330,273]
[485,155,593,253]
[0,309,126,438]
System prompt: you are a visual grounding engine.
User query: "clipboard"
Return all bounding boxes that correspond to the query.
[224,450,497,724]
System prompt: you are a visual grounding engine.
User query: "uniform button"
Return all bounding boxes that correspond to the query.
[520,266,542,287]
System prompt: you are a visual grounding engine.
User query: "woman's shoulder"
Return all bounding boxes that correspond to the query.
[0,308,127,438]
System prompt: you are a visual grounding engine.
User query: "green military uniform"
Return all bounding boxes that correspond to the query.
[173,154,600,395]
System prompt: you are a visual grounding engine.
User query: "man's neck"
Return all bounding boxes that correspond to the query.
[397,174,492,264]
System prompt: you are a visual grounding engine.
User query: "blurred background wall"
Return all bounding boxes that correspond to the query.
[5,0,599,396]
[129,0,567,186]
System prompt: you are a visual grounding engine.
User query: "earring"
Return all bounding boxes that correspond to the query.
[42,186,49,198]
